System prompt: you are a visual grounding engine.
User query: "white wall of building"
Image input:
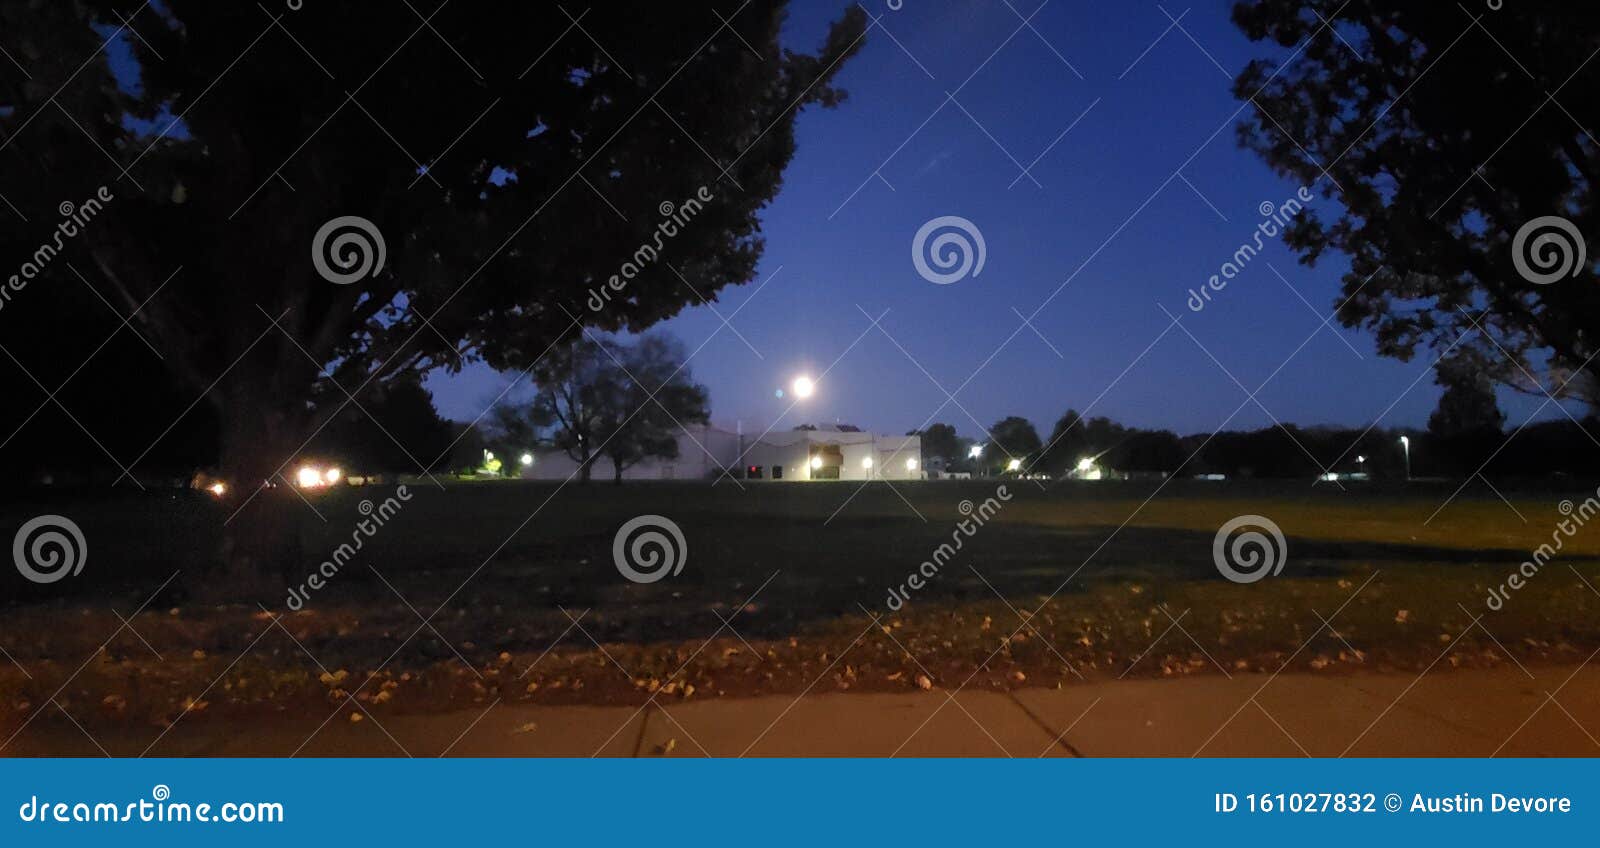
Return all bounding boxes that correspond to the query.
[518,423,922,482]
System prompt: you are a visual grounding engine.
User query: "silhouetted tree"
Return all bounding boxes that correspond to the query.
[1232,2,1600,409]
[0,2,866,588]
[595,335,710,485]
[311,376,454,474]
[918,423,963,465]
[987,416,1042,473]
[1428,356,1507,473]
[493,333,708,485]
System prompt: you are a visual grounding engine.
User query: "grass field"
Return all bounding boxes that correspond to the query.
[4,478,1600,739]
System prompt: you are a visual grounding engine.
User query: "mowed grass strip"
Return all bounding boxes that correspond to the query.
[2,479,1596,735]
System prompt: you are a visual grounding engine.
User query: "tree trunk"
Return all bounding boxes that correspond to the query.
[578,449,593,483]
[612,458,624,485]
[209,387,308,605]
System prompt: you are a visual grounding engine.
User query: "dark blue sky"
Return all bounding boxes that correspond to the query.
[429,0,1569,439]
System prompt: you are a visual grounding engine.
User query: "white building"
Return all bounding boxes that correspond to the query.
[518,423,922,482]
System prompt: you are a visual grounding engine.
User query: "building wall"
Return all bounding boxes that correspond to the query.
[519,424,740,481]
[741,432,922,481]
[518,425,922,482]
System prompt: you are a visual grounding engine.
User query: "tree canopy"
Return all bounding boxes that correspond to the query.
[0,1,865,576]
[986,415,1042,472]
[491,332,710,484]
[917,422,963,463]
[1232,1,1600,406]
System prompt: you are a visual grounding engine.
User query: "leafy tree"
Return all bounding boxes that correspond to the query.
[493,333,709,485]
[1,2,866,585]
[1108,429,1184,473]
[1041,410,1132,474]
[310,376,453,474]
[1040,409,1087,474]
[917,422,963,464]
[1231,2,1600,406]
[1428,354,1507,472]
[493,340,614,483]
[594,334,710,484]
[986,416,1042,473]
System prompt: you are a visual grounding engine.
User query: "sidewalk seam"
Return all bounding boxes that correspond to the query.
[1005,691,1085,758]
[631,704,654,757]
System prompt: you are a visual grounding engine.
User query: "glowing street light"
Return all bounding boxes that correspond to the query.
[1006,458,1023,472]
[323,467,342,485]
[296,466,322,488]
[905,457,918,471]
[520,452,534,466]
[1399,436,1411,481]
[809,455,823,469]
[208,481,227,497]
[861,455,874,469]
[968,444,984,459]
[792,376,815,399]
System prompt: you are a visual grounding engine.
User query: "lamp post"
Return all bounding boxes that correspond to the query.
[1399,436,1410,481]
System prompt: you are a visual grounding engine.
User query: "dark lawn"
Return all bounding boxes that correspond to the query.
[3,478,1598,738]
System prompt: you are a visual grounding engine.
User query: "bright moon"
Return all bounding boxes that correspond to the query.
[792,376,815,398]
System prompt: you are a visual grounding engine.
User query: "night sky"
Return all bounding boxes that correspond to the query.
[427,0,1573,439]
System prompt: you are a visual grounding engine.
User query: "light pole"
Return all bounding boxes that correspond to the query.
[1399,436,1410,481]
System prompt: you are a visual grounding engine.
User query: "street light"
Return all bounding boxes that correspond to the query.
[1399,436,1410,481]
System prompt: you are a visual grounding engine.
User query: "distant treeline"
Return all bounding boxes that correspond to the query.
[925,415,1600,480]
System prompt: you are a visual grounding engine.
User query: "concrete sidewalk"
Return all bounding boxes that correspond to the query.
[11,665,1599,757]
